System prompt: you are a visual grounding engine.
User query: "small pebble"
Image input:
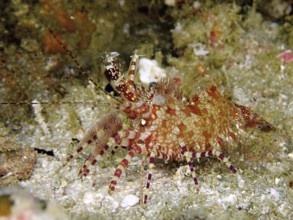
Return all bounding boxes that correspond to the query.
[138,58,166,84]
[270,188,280,201]
[120,194,139,208]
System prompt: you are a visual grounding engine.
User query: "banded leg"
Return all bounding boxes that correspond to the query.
[108,150,135,194]
[143,150,155,205]
[80,127,147,178]
[78,144,110,176]
[65,134,98,163]
[191,150,213,162]
[79,127,144,177]
[65,111,122,164]
[114,129,149,150]
[143,148,171,204]
[108,128,150,193]
[191,150,237,173]
[181,144,199,187]
[213,150,237,173]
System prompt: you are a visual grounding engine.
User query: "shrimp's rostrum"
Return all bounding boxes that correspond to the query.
[66,52,275,205]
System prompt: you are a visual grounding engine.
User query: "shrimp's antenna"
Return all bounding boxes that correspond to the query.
[47,28,88,78]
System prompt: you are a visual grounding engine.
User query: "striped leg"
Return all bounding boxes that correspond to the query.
[65,111,122,165]
[213,150,237,173]
[191,150,237,173]
[181,144,199,187]
[108,129,149,194]
[191,150,213,162]
[108,150,135,194]
[143,148,171,205]
[143,150,156,205]
[78,144,110,176]
[139,156,146,207]
[114,129,151,152]
[79,127,146,177]
[65,134,98,163]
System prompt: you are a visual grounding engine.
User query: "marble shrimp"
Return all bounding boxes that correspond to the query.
[65,52,275,205]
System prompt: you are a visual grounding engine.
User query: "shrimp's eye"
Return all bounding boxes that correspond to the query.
[149,82,157,88]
